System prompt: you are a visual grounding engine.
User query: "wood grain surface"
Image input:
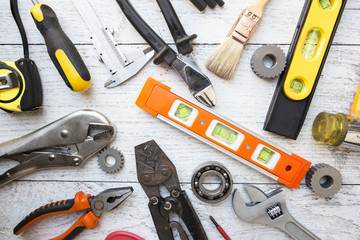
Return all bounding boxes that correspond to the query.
[0,0,359,239]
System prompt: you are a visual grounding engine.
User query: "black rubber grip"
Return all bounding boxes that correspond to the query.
[31,4,90,90]
[156,0,197,55]
[116,0,177,66]
[214,0,225,7]
[203,0,217,8]
[63,226,86,240]
[0,59,42,112]
[16,59,43,111]
[13,198,74,235]
[189,0,207,11]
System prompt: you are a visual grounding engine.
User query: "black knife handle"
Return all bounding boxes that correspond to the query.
[204,0,217,8]
[156,0,197,55]
[189,0,207,11]
[116,0,177,65]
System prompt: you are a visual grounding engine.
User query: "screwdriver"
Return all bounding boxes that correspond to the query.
[30,0,91,92]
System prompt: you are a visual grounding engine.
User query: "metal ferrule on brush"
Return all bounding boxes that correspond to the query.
[227,9,261,45]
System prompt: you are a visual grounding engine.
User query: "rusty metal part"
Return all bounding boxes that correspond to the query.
[135,140,208,240]
[227,9,260,45]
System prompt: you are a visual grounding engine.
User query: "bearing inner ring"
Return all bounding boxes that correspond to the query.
[191,162,233,203]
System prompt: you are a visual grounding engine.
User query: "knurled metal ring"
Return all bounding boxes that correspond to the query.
[251,45,286,79]
[191,162,233,203]
[306,163,342,198]
[97,146,125,173]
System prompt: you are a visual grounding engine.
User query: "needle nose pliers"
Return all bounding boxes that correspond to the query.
[13,187,133,240]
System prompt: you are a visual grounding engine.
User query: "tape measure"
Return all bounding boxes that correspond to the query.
[136,77,312,188]
[264,0,347,139]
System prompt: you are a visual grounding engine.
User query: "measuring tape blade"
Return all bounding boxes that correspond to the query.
[136,77,312,188]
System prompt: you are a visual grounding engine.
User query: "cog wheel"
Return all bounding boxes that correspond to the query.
[97,146,125,173]
[305,163,342,198]
[251,45,286,79]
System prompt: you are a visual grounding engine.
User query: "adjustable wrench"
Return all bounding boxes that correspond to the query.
[232,185,321,240]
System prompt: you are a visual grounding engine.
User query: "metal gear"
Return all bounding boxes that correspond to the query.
[305,163,342,198]
[97,146,125,173]
[251,45,286,79]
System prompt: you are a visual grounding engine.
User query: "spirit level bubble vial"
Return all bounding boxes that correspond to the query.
[264,0,347,139]
[136,77,312,188]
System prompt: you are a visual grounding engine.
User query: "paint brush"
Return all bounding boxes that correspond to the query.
[206,0,270,79]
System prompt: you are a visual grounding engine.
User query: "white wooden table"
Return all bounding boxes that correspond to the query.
[0,0,359,239]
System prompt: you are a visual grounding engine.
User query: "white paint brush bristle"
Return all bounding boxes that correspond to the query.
[206,0,270,79]
[206,38,244,79]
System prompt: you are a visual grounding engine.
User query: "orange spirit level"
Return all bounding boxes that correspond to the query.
[136,77,312,188]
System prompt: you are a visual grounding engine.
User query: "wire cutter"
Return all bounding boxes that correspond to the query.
[135,140,208,240]
[116,0,216,108]
[13,187,133,240]
[0,110,115,187]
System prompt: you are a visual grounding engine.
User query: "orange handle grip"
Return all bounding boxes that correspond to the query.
[49,211,100,240]
[13,191,91,235]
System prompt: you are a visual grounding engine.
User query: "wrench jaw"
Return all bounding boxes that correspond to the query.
[232,188,266,222]
[232,186,321,240]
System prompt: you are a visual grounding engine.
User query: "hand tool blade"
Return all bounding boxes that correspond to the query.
[105,47,155,88]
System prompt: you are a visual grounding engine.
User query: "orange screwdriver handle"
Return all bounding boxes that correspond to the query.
[13,191,91,235]
[49,211,100,240]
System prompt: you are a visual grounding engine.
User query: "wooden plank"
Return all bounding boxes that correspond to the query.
[0,1,359,239]
[0,182,358,240]
[0,0,358,45]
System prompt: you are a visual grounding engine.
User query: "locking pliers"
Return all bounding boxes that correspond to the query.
[135,140,208,240]
[0,109,115,187]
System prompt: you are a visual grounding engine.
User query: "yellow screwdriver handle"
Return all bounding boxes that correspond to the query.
[31,4,91,92]
[350,80,360,117]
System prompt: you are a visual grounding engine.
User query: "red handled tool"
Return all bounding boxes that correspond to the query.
[210,216,231,240]
[13,187,133,240]
[106,231,144,240]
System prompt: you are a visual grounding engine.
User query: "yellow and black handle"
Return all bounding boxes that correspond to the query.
[31,3,91,92]
[13,191,99,240]
[0,59,42,112]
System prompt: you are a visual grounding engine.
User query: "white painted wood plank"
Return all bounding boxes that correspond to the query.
[0,44,359,184]
[0,0,358,45]
[0,0,359,240]
[0,182,359,240]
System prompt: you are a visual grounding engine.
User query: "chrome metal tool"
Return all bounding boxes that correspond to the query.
[117,0,216,107]
[0,110,115,187]
[73,0,154,88]
[233,185,320,240]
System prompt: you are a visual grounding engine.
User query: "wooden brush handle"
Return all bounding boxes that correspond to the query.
[247,0,270,18]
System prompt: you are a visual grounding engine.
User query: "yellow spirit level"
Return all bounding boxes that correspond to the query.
[136,77,312,188]
[264,0,346,139]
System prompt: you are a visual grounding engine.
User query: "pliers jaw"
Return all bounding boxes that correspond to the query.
[90,187,134,217]
[0,110,116,187]
[135,140,208,240]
